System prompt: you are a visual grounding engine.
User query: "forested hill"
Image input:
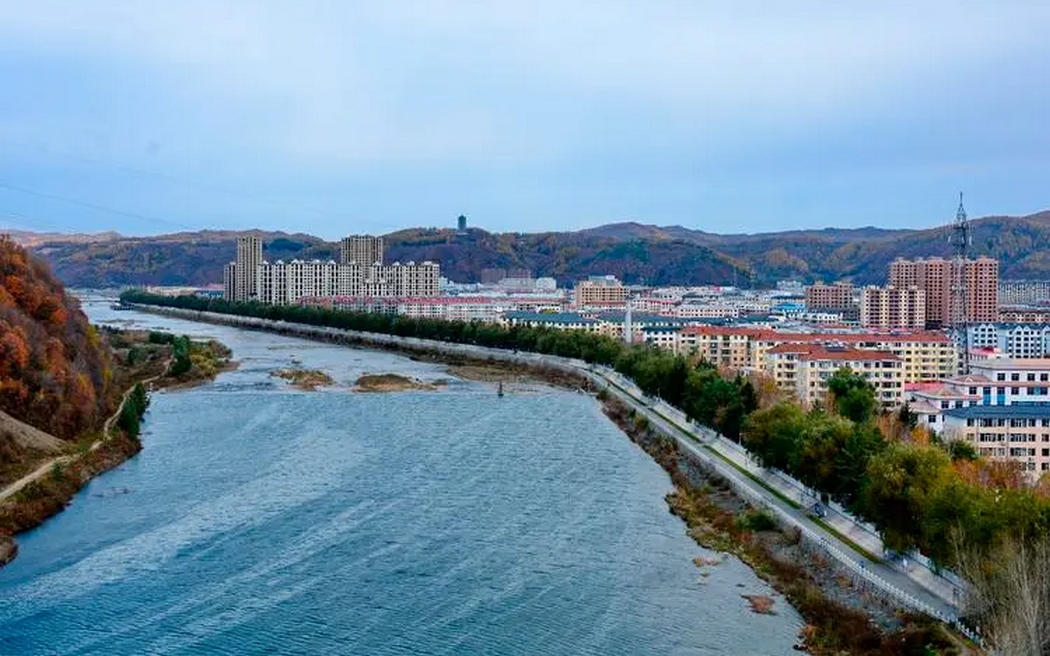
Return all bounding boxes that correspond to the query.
[27,228,750,288]
[0,237,114,441]
[15,208,1050,287]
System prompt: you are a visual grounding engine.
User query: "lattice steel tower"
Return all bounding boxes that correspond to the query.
[950,193,972,374]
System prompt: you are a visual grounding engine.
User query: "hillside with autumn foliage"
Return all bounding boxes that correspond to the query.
[0,236,114,441]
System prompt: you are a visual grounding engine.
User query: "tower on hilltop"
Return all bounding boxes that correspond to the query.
[950,193,972,373]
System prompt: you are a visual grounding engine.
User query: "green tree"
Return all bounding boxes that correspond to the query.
[827,367,877,423]
[742,402,807,472]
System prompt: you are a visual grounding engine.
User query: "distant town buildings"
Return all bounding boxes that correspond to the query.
[889,256,999,327]
[859,285,926,329]
[225,235,439,304]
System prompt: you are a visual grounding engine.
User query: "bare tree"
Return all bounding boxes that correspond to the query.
[957,532,1050,655]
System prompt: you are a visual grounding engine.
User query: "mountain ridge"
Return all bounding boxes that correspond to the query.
[10,209,1050,287]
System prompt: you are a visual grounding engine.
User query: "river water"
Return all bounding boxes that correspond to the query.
[0,299,802,655]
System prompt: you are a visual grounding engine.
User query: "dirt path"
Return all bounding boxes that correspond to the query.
[0,360,171,501]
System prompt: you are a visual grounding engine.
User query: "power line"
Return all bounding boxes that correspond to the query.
[0,179,196,232]
[0,137,366,227]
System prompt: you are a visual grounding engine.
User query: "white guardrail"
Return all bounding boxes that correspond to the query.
[137,306,984,647]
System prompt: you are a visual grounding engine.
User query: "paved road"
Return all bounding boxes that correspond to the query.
[589,367,959,618]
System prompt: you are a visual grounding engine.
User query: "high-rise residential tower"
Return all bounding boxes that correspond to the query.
[889,257,998,328]
[340,236,384,266]
[234,236,263,301]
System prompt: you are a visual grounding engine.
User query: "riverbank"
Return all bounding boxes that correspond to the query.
[126,303,972,653]
[600,394,965,655]
[0,329,234,568]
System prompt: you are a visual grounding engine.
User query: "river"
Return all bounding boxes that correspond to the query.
[0,299,802,655]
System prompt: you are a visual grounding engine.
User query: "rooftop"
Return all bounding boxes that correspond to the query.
[767,342,900,362]
[504,312,598,325]
[944,405,1050,419]
[970,359,1050,371]
[942,374,994,385]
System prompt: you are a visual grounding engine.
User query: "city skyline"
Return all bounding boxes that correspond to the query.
[1,2,1048,238]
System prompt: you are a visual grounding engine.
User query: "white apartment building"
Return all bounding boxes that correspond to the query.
[999,280,1050,306]
[966,323,1050,359]
[226,236,440,304]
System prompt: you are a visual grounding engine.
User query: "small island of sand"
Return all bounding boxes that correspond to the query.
[354,373,441,393]
[271,368,335,391]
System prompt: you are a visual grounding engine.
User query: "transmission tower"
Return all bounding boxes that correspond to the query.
[950,193,972,374]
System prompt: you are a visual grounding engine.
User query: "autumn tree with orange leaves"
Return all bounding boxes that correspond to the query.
[0,236,113,440]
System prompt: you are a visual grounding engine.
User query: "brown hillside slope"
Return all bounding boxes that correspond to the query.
[0,236,115,441]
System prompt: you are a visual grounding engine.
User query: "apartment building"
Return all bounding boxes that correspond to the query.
[668,325,955,383]
[998,308,1050,324]
[889,256,999,327]
[574,276,628,309]
[676,325,761,369]
[999,280,1050,306]
[764,343,903,409]
[502,312,601,332]
[233,236,263,301]
[942,406,1050,476]
[967,323,1050,359]
[226,236,440,304]
[910,359,1050,429]
[904,358,1050,478]
[339,235,384,265]
[859,285,926,329]
[805,282,858,321]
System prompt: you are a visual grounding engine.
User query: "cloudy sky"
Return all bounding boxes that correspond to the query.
[0,2,1047,238]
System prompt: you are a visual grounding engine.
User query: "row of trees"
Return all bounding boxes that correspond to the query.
[124,291,1050,570]
[122,291,761,440]
[744,370,1050,569]
[116,382,149,438]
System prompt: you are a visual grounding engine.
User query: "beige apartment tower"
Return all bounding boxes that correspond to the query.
[805,281,858,321]
[234,236,263,301]
[340,236,384,266]
[574,276,628,309]
[860,285,926,329]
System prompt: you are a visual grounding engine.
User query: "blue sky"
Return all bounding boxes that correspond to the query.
[0,1,1048,239]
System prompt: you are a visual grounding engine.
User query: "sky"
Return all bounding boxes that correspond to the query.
[0,1,1048,239]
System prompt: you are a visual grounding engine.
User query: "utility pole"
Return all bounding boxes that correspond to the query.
[950,193,972,374]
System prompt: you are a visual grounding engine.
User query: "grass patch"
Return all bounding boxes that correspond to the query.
[812,517,881,564]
